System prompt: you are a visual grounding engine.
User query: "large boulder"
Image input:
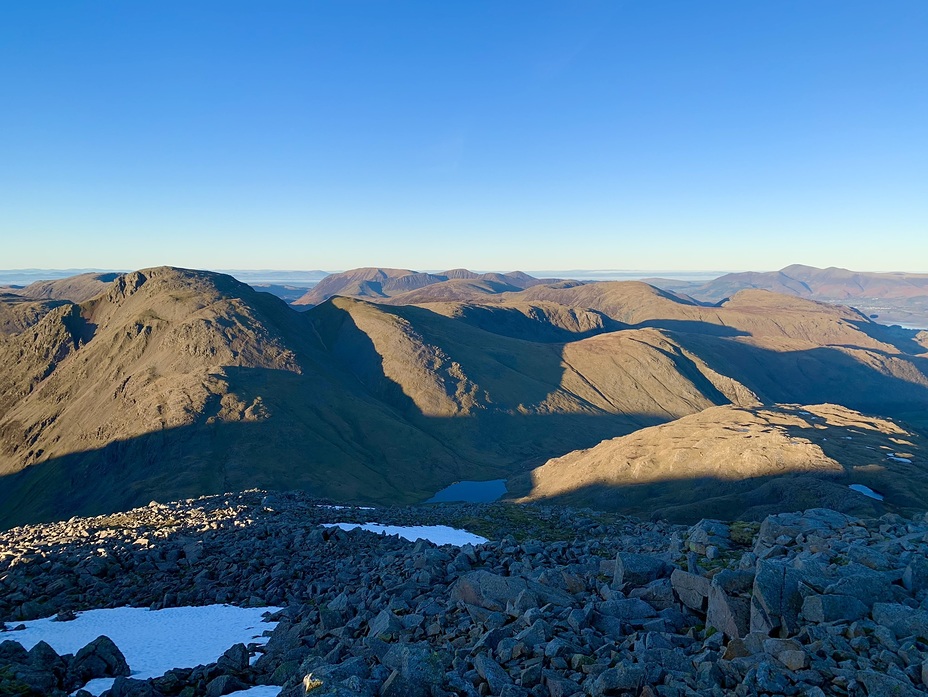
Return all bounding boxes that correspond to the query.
[596,598,658,620]
[380,643,446,697]
[825,563,894,605]
[474,653,513,694]
[451,571,529,612]
[450,570,572,613]
[0,639,66,695]
[670,569,710,613]
[872,603,928,640]
[588,661,644,696]
[613,553,671,589]
[70,635,131,684]
[750,560,802,637]
[801,594,868,623]
[101,677,156,697]
[707,586,750,639]
[754,509,853,552]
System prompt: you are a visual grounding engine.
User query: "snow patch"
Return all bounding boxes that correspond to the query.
[10,604,281,696]
[887,453,912,463]
[320,522,487,546]
[227,688,281,697]
[316,504,374,510]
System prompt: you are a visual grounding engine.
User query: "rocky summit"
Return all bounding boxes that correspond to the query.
[2,491,927,696]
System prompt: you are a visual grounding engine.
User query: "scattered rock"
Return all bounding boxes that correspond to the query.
[2,491,928,697]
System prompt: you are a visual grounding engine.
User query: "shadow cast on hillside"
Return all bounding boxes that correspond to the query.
[634,319,749,338]
[847,320,927,356]
[676,334,928,416]
[4,303,928,531]
[510,471,893,524]
[510,412,928,524]
[0,408,672,531]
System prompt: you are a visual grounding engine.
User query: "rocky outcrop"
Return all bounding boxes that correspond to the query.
[0,634,128,695]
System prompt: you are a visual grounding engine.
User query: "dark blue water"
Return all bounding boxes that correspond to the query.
[426,479,507,504]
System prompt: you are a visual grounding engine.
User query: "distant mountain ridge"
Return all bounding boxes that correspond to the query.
[292,267,555,305]
[649,264,928,328]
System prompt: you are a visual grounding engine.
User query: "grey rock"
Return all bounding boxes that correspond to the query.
[102,677,155,697]
[687,520,731,554]
[670,569,710,613]
[872,603,928,639]
[613,552,670,588]
[711,569,754,595]
[542,669,580,697]
[216,642,249,674]
[452,571,529,612]
[70,635,131,683]
[755,509,852,551]
[903,556,928,593]
[380,643,444,697]
[856,669,921,697]
[452,570,572,613]
[589,661,644,696]
[597,598,657,620]
[801,594,867,623]
[515,619,551,647]
[474,653,513,694]
[753,659,790,694]
[367,609,403,639]
[205,674,248,697]
[825,563,894,605]
[298,656,369,686]
[750,560,802,637]
[707,586,750,639]
[629,578,676,611]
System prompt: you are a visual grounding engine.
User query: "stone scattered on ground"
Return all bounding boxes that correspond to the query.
[1,490,927,696]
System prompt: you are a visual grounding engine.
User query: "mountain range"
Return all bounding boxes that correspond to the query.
[291,267,553,306]
[647,264,928,328]
[1,265,926,528]
[285,263,928,329]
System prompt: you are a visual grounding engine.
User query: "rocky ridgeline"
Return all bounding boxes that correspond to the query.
[0,491,927,697]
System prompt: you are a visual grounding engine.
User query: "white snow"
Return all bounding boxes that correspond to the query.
[8,604,281,696]
[319,522,487,546]
[316,505,374,510]
[887,453,913,463]
[849,484,885,501]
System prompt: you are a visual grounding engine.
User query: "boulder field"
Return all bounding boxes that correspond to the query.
[1,491,927,696]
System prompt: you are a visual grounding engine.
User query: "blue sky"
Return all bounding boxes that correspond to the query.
[1,2,926,272]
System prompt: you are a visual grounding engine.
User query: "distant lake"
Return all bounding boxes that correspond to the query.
[426,479,507,504]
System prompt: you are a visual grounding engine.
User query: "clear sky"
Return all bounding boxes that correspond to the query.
[1,1,926,272]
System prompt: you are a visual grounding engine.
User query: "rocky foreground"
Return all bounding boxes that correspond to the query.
[1,491,927,696]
